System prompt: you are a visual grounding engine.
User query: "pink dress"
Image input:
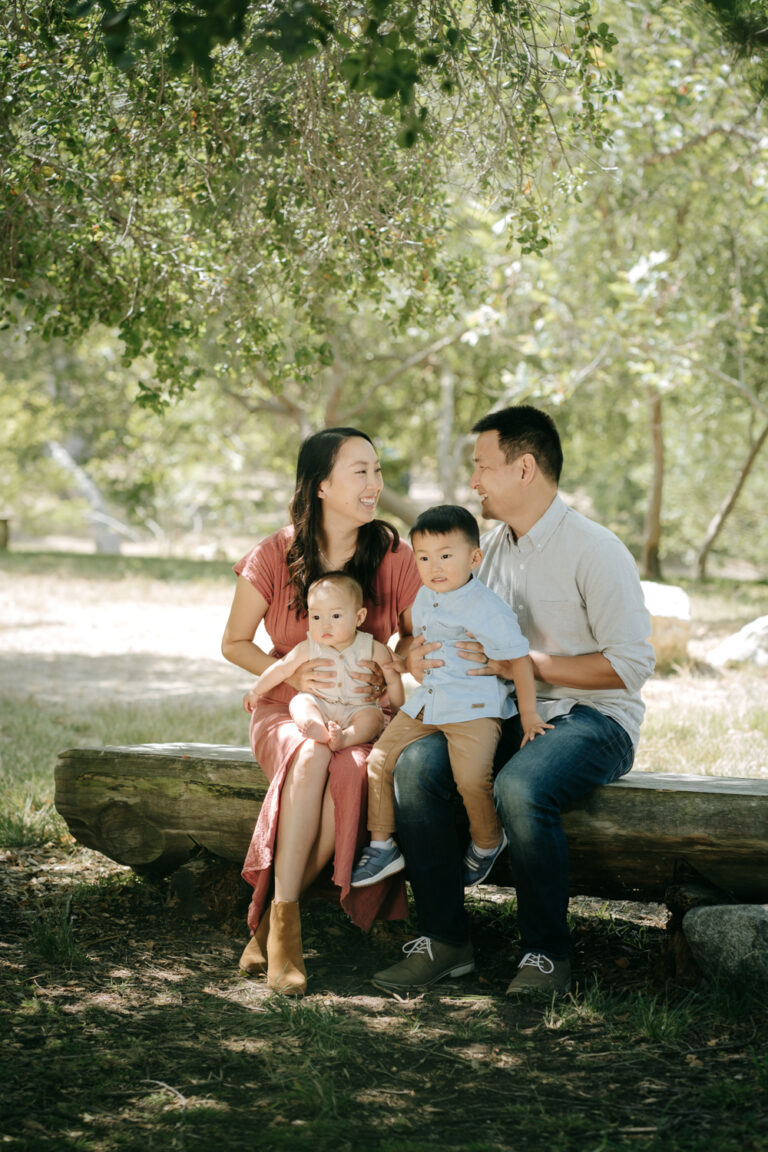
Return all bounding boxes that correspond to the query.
[235,526,422,932]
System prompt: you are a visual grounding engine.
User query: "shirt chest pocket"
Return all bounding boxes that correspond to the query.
[534,598,589,652]
[420,620,467,642]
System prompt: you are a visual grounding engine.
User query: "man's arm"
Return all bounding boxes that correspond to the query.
[528,650,625,690]
[470,538,653,692]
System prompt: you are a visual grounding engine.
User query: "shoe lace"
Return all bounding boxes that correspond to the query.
[402,936,434,960]
[518,952,555,975]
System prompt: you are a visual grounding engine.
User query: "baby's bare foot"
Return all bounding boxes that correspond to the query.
[327,721,346,751]
[300,718,330,743]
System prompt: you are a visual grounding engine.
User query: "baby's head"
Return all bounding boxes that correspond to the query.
[306,572,367,649]
[409,505,482,594]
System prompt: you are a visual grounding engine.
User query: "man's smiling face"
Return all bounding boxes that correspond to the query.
[470,430,525,524]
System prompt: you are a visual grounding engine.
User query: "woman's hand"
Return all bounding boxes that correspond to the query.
[351,658,389,703]
[405,632,444,684]
[285,658,335,695]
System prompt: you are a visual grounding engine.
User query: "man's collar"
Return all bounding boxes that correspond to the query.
[504,493,568,550]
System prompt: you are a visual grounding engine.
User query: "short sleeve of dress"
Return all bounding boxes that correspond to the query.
[234,527,293,606]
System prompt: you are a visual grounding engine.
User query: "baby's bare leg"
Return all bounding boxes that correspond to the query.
[289,693,330,744]
[328,706,385,752]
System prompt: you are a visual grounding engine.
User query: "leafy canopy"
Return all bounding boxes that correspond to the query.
[1,0,621,406]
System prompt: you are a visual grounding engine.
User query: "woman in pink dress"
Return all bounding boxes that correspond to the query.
[222,428,421,995]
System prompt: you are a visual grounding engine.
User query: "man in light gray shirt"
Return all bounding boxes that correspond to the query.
[373,405,655,997]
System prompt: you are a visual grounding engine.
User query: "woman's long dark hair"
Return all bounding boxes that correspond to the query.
[285,427,400,615]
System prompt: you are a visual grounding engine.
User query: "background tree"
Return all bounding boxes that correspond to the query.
[1,0,620,404]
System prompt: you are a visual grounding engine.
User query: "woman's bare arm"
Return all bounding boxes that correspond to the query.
[221,576,275,676]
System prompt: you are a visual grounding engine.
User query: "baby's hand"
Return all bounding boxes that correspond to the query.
[243,687,259,713]
[519,713,554,747]
[380,648,407,678]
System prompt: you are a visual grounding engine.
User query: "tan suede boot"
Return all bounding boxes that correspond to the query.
[266,900,307,996]
[238,904,271,975]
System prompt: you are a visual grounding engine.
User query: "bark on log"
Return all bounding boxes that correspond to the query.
[55,743,265,878]
[55,743,768,902]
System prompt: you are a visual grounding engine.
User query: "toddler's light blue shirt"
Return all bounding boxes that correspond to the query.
[403,573,529,725]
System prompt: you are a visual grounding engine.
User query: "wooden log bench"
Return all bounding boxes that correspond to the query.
[55,742,768,911]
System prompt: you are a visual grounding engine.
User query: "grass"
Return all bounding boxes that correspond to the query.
[681,576,768,633]
[634,664,768,777]
[27,900,90,968]
[2,556,768,1151]
[0,548,234,584]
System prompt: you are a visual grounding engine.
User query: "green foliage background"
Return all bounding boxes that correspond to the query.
[1,0,767,575]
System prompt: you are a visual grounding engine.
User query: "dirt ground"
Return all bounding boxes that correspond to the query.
[0,572,252,705]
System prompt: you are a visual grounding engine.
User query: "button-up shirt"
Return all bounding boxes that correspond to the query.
[403,573,530,725]
[478,493,655,748]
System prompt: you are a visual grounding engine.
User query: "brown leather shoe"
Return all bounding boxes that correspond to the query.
[266,900,307,996]
[238,904,271,975]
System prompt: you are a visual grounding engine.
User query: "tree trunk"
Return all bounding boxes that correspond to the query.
[55,743,768,902]
[46,439,123,554]
[438,369,457,502]
[641,385,664,580]
[694,420,768,580]
[377,487,423,530]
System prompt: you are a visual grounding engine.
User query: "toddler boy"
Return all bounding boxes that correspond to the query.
[351,505,549,889]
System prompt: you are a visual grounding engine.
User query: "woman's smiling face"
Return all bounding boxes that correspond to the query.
[317,436,383,527]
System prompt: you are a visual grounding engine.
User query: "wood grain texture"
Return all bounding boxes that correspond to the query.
[55,743,768,899]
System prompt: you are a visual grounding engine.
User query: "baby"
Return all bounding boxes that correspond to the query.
[244,571,404,751]
[351,504,550,890]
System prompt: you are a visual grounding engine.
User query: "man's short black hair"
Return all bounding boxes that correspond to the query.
[472,404,563,483]
[409,505,480,548]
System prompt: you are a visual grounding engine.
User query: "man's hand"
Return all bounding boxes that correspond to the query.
[350,658,388,703]
[457,636,497,676]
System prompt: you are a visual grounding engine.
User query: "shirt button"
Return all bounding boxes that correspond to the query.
[428,688,433,694]
[433,602,438,607]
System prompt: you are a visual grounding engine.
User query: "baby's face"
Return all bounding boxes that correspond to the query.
[307,583,364,647]
[412,529,481,594]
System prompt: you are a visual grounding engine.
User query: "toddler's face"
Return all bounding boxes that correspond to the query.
[412,530,482,594]
[307,583,365,648]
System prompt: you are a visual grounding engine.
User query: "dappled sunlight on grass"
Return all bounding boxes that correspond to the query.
[637,665,768,777]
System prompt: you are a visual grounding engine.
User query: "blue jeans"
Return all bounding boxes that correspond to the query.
[393,705,634,958]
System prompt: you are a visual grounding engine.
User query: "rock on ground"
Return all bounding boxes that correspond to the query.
[707,614,768,668]
[683,903,768,984]
[641,580,692,665]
